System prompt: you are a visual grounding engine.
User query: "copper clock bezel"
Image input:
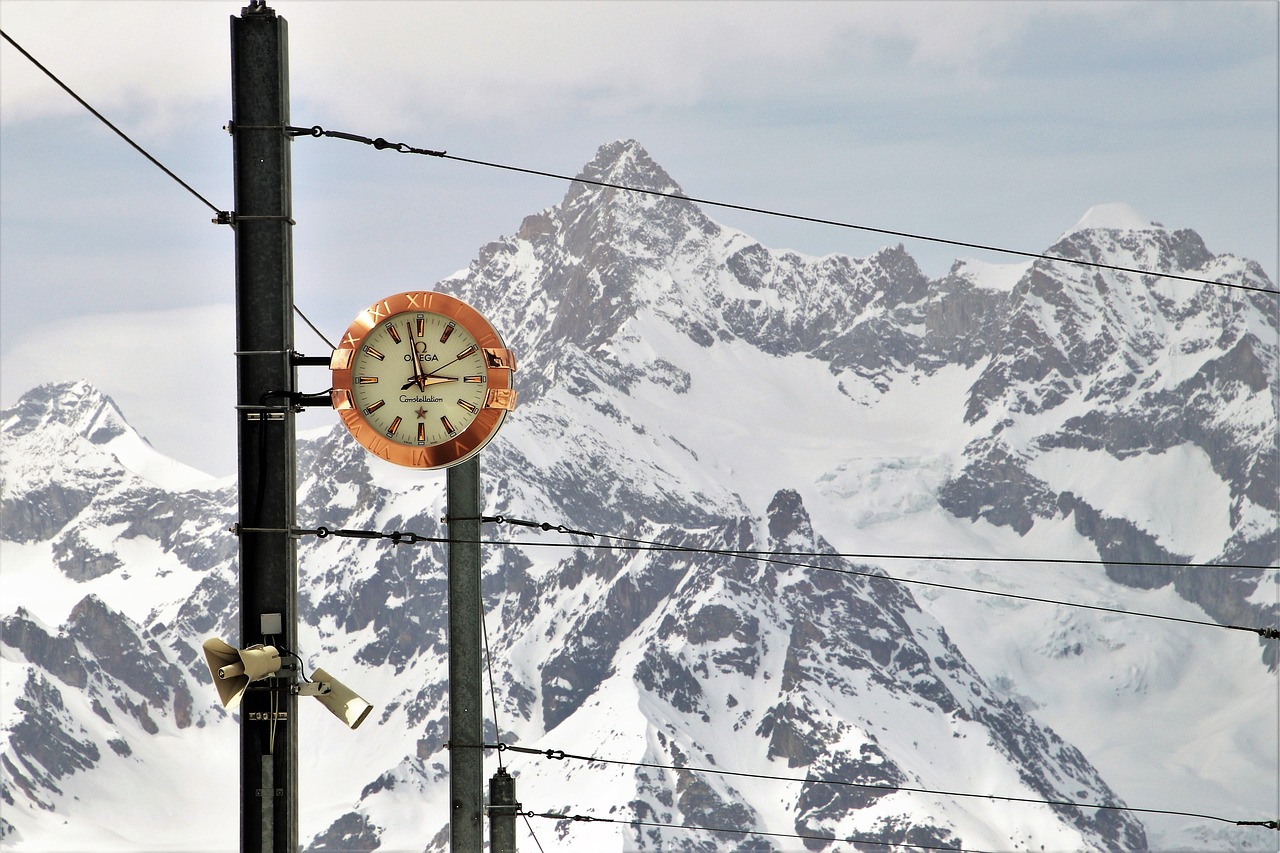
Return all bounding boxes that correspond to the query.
[330,290,516,470]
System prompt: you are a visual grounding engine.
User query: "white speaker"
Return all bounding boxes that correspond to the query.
[311,668,374,729]
[202,638,282,710]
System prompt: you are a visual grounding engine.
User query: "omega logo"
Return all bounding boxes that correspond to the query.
[404,351,440,362]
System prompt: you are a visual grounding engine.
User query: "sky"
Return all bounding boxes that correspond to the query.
[1,0,1276,478]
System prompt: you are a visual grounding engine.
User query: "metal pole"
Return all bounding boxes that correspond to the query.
[489,767,519,853]
[231,4,297,853]
[448,456,484,852]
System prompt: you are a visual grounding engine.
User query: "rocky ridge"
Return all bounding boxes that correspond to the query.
[2,140,1275,851]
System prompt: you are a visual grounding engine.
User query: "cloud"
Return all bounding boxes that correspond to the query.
[0,1,1088,130]
[283,2,1052,128]
[0,1,232,134]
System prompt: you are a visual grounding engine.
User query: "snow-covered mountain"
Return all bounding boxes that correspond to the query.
[2,140,1276,852]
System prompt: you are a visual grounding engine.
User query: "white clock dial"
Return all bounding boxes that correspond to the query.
[331,291,516,470]
[348,311,490,447]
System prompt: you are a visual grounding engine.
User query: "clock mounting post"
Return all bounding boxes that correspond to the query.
[329,290,517,852]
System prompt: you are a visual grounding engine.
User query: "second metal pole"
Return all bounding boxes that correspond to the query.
[447,456,483,852]
[489,767,519,853]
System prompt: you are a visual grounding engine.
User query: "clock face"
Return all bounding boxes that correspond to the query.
[330,291,516,469]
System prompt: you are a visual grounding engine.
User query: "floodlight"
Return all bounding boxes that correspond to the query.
[311,668,374,729]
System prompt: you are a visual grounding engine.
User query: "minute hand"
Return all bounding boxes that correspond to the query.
[401,375,458,391]
[422,346,479,379]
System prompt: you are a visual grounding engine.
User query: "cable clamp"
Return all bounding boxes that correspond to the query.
[444,741,488,752]
[487,803,523,816]
[388,531,431,545]
[544,749,567,761]
[226,213,296,226]
[527,810,595,822]
[483,515,597,538]
[292,123,447,157]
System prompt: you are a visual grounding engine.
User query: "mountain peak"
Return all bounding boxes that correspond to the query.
[2,381,130,444]
[1065,202,1164,235]
[2,380,219,490]
[576,139,684,197]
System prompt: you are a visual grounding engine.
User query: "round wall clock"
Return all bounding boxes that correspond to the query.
[330,291,516,469]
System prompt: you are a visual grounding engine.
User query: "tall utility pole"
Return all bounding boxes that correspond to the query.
[231,3,298,852]
[448,457,485,851]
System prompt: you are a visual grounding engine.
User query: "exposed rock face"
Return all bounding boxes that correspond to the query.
[3,140,1274,851]
[307,811,383,851]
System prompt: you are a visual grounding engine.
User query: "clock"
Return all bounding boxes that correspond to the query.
[330,291,516,469]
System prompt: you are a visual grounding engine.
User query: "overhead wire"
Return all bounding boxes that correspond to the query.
[257,521,1280,639]
[1,31,348,421]
[8,23,1271,313]
[287,123,1279,297]
[463,517,1280,640]
[487,742,1278,831]
[480,602,505,771]
[4,29,1274,307]
[472,514,1279,571]
[293,304,337,351]
[0,34,349,373]
[520,812,547,853]
[482,619,549,853]
[1,30,228,220]
[469,543,548,847]
[520,806,998,853]
[7,24,1274,297]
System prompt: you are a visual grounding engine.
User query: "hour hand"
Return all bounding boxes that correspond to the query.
[405,321,427,390]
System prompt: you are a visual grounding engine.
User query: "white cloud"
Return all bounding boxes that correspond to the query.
[280,2,1061,128]
[0,1,1079,130]
[0,1,232,134]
